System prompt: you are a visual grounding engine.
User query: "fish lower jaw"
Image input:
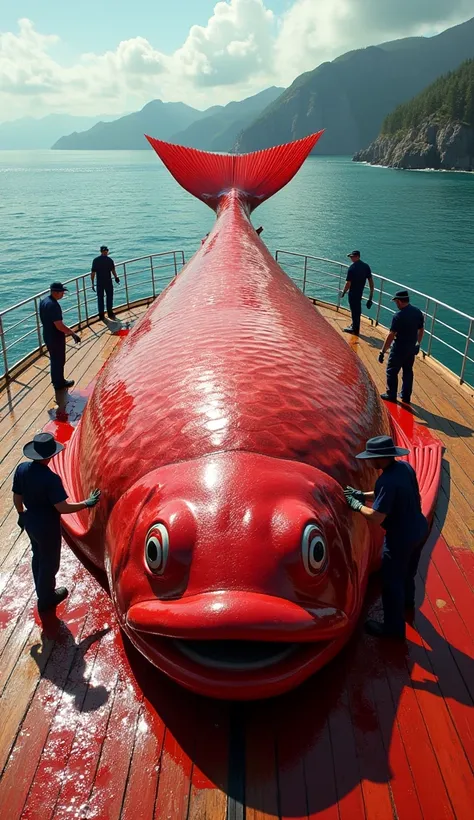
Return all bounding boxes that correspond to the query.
[173,638,303,671]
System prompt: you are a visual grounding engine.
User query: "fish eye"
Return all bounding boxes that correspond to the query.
[301,523,327,575]
[145,523,169,574]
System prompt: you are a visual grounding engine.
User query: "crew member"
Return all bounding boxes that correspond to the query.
[378,289,424,403]
[345,435,428,639]
[39,282,81,391]
[91,245,120,321]
[12,433,101,613]
[340,250,374,336]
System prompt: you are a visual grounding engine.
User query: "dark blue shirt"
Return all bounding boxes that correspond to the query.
[372,460,427,542]
[91,255,115,282]
[13,462,67,529]
[346,260,372,298]
[390,303,424,353]
[39,295,63,345]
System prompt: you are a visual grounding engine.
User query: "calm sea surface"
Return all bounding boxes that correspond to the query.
[1,151,473,380]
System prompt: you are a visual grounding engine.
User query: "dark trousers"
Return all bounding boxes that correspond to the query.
[46,336,66,389]
[25,517,62,606]
[97,279,114,317]
[348,292,362,334]
[381,532,426,636]
[386,348,415,401]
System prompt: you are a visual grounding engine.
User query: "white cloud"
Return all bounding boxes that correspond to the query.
[0,1,473,121]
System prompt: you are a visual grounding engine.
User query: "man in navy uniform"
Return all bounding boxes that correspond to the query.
[39,282,81,391]
[12,433,100,613]
[345,435,428,639]
[340,250,374,336]
[378,290,424,403]
[91,245,120,321]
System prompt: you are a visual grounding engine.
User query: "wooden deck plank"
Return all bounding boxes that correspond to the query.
[120,703,166,820]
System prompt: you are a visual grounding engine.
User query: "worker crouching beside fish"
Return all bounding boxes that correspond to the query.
[345,435,428,640]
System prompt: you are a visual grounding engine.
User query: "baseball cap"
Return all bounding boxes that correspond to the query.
[50,282,68,292]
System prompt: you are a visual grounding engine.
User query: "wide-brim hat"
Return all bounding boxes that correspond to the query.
[391,290,409,301]
[23,433,64,461]
[356,435,410,459]
[347,250,360,257]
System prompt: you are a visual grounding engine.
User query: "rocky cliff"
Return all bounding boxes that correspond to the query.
[354,119,474,170]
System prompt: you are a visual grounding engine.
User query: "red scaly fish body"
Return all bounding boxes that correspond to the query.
[54,135,397,699]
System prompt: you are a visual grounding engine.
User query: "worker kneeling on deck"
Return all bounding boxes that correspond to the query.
[345,435,428,640]
[12,433,100,613]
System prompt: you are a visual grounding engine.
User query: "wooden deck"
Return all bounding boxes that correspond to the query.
[0,302,473,819]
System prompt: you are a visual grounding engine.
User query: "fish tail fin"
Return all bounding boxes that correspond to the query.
[145,131,324,212]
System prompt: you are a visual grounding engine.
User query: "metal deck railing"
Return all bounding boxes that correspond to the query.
[0,250,185,383]
[275,250,474,387]
[1,247,472,389]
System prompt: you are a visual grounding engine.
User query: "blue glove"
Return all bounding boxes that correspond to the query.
[344,486,365,503]
[84,489,101,508]
[378,352,385,364]
[17,512,26,531]
[366,299,373,309]
[346,495,363,512]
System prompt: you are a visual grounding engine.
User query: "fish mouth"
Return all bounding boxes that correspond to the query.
[123,591,350,698]
[173,638,302,670]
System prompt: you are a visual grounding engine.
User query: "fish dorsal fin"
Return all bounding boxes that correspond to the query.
[145,132,324,212]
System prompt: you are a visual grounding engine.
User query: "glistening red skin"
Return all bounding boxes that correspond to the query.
[50,134,442,699]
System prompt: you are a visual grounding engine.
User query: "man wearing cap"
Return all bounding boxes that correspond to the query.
[345,435,428,639]
[378,290,424,403]
[39,283,81,392]
[91,246,120,321]
[340,251,374,336]
[12,433,100,613]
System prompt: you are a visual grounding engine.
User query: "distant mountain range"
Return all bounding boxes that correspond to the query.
[234,16,474,155]
[171,87,283,151]
[0,113,120,150]
[52,88,283,151]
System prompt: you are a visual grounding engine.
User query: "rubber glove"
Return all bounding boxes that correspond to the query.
[344,486,365,502]
[92,283,96,291]
[378,352,385,364]
[115,277,120,284]
[346,495,363,512]
[17,512,26,531]
[72,333,81,344]
[84,489,101,508]
[366,299,373,309]
[415,344,420,356]
[340,291,345,299]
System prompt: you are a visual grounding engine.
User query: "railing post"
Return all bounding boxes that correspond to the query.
[0,314,9,381]
[76,279,82,330]
[123,263,130,309]
[460,319,473,385]
[275,250,279,263]
[173,252,178,277]
[34,297,43,353]
[427,301,437,357]
[150,255,156,298]
[375,280,384,326]
[302,256,308,295]
[83,277,89,325]
[336,265,343,311]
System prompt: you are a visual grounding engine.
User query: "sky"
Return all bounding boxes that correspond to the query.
[1,0,473,122]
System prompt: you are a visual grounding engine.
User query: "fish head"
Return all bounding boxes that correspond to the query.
[106,451,368,699]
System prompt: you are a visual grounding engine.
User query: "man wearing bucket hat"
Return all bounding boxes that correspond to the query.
[344,435,428,639]
[39,282,81,392]
[91,245,120,321]
[12,433,100,613]
[378,290,424,403]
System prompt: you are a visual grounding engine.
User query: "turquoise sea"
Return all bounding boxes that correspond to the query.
[1,151,473,381]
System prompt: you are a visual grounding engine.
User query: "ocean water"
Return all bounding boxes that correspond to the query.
[1,150,473,381]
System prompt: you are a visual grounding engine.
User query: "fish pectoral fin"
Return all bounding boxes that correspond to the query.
[390,412,444,522]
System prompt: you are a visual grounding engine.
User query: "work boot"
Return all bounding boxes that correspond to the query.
[399,393,411,404]
[63,379,75,389]
[365,619,405,640]
[99,313,106,321]
[37,587,69,613]
[343,326,358,335]
[380,392,397,402]
[107,312,117,320]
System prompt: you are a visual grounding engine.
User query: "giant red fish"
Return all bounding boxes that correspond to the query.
[52,133,442,699]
